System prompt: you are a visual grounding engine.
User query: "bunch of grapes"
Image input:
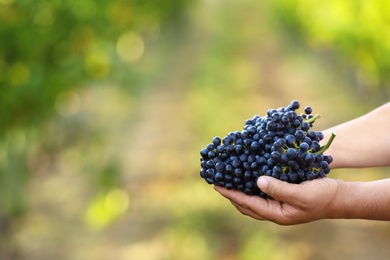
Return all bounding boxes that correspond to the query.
[199,100,336,198]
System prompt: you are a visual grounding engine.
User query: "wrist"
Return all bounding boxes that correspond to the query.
[325,179,351,219]
[326,180,374,220]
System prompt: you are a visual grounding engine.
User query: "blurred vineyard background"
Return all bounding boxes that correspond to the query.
[1,0,390,259]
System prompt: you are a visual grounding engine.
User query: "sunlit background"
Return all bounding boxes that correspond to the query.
[1,0,390,259]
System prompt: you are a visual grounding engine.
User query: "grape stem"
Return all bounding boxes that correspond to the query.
[315,132,336,154]
[305,114,321,124]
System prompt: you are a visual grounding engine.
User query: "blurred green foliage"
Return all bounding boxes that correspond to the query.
[0,0,192,217]
[270,0,390,96]
[0,0,191,134]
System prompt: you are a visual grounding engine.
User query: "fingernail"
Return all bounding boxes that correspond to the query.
[257,176,268,190]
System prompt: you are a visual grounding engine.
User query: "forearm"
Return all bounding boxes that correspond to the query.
[328,179,390,220]
[322,102,390,169]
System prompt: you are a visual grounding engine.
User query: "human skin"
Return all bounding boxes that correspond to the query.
[214,102,390,225]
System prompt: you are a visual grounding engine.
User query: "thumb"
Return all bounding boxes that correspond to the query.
[257,176,301,203]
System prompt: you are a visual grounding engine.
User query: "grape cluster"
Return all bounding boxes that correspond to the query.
[199,100,335,198]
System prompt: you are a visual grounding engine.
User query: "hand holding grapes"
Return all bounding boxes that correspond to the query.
[215,175,390,223]
[202,101,390,224]
[214,176,341,225]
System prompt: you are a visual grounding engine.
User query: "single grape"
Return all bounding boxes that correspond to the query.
[299,142,310,152]
[200,148,209,159]
[215,172,224,182]
[212,136,221,146]
[304,106,312,114]
[289,100,300,110]
[234,168,243,177]
[206,160,214,168]
[280,174,288,182]
[285,134,296,147]
[286,148,297,159]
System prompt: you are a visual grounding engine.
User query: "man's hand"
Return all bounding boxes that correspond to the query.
[214,176,341,225]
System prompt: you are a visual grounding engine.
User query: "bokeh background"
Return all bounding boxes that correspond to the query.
[1,0,390,259]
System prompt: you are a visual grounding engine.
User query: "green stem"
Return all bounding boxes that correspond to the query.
[315,132,336,154]
[305,113,321,124]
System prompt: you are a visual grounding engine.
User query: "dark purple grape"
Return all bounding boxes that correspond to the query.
[250,141,260,151]
[212,136,221,146]
[200,148,209,159]
[285,134,296,147]
[301,122,310,131]
[280,174,289,182]
[286,148,297,159]
[234,168,243,177]
[316,131,324,140]
[215,172,224,182]
[289,100,300,110]
[206,160,214,168]
[299,142,310,152]
[304,106,312,114]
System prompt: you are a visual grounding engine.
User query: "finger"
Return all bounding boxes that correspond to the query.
[214,185,248,202]
[232,197,296,225]
[230,201,267,221]
[257,176,305,204]
[215,185,298,224]
[214,185,268,209]
[214,186,270,219]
